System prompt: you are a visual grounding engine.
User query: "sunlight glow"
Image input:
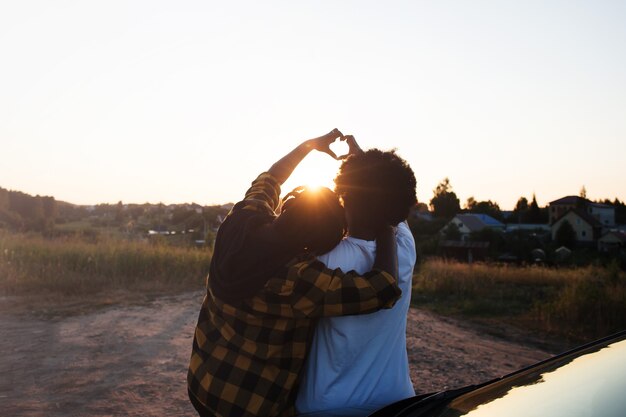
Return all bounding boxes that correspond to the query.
[303,184,324,194]
[282,152,342,196]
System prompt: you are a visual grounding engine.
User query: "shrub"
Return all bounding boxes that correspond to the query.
[412,259,626,341]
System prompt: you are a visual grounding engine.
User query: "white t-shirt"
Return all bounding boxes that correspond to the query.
[296,222,416,415]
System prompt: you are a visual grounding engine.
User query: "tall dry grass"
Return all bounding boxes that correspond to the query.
[413,259,626,341]
[0,232,211,295]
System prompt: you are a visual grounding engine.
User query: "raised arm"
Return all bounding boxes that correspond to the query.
[268,128,344,184]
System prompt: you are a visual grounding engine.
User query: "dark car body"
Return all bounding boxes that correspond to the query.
[368,330,626,417]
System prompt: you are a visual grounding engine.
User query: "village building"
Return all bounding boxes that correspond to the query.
[441,213,505,241]
[549,196,618,246]
[438,214,505,262]
[598,230,626,253]
[549,196,615,227]
[551,209,602,244]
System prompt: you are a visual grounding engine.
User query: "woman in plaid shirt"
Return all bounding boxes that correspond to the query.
[188,129,401,417]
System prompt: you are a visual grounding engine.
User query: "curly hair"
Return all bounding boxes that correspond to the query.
[275,186,346,255]
[334,149,416,226]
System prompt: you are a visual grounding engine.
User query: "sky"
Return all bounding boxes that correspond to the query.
[1,1,625,210]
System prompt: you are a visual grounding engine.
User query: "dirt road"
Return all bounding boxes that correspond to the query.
[0,291,553,417]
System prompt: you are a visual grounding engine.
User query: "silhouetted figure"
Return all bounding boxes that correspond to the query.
[297,142,418,415]
[188,130,401,417]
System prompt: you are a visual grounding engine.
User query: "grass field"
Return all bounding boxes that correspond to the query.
[0,231,211,295]
[2,231,624,342]
[412,259,626,342]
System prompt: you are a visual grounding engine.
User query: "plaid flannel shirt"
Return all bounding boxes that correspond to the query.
[188,172,401,417]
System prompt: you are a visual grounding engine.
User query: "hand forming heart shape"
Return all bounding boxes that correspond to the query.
[329,137,350,160]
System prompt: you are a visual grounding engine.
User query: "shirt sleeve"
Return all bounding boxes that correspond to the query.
[251,260,402,319]
[233,172,282,215]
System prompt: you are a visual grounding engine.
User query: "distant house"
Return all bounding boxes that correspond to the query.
[549,196,586,223]
[441,213,505,241]
[549,196,615,227]
[588,203,616,227]
[440,240,490,263]
[598,230,626,253]
[551,209,602,244]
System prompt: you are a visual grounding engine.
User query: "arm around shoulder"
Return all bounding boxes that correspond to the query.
[287,260,402,318]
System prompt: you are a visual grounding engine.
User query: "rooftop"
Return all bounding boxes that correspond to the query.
[549,195,589,205]
[455,213,504,232]
[601,230,626,242]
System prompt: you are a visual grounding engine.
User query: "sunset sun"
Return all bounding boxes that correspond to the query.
[282,152,342,195]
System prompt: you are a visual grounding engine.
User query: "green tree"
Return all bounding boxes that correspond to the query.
[0,189,55,231]
[555,220,576,248]
[114,201,126,224]
[612,198,626,224]
[467,199,503,221]
[526,194,548,223]
[171,206,197,226]
[513,197,529,223]
[430,178,460,219]
[40,196,57,231]
[128,205,145,221]
[203,206,230,230]
[8,191,45,230]
[515,197,529,212]
[465,196,477,210]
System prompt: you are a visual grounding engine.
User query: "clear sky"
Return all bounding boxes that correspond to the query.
[1,1,625,210]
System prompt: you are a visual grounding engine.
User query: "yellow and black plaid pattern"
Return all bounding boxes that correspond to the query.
[188,172,401,417]
[240,172,282,214]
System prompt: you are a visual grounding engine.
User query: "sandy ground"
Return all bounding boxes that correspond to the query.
[0,291,557,417]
